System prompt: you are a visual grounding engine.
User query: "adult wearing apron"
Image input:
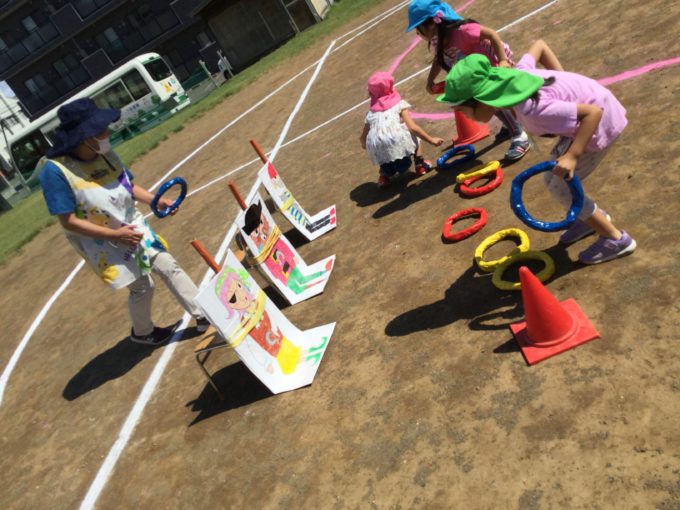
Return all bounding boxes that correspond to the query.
[38,98,208,345]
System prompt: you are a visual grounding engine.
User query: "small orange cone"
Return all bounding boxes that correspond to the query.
[453,110,490,145]
[510,267,600,365]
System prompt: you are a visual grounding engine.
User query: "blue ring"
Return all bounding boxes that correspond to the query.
[436,144,475,171]
[510,161,584,232]
[151,177,187,218]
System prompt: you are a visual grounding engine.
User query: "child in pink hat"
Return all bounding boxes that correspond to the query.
[360,71,444,187]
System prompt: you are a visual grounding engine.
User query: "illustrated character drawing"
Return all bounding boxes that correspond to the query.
[215,267,302,374]
[243,201,330,295]
[265,163,335,233]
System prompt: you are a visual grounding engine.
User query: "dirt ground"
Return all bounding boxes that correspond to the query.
[1,0,679,508]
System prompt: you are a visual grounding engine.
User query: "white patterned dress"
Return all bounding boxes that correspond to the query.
[365,100,417,166]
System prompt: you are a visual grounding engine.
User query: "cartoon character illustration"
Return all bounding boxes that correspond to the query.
[215,267,302,374]
[266,163,336,232]
[243,201,329,295]
[97,252,119,284]
[86,206,111,227]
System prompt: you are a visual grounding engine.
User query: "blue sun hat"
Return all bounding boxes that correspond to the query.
[406,0,463,32]
[47,98,120,157]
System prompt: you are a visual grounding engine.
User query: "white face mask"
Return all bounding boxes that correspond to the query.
[87,136,111,154]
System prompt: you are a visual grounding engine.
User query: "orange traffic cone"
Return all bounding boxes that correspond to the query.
[453,110,490,145]
[510,267,600,365]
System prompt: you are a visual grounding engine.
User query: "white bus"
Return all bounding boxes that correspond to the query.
[6,52,189,179]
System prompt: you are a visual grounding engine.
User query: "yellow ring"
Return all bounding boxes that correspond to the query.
[491,250,556,291]
[474,228,530,272]
[456,160,501,184]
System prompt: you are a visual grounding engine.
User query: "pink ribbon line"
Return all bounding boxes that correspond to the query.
[597,56,680,86]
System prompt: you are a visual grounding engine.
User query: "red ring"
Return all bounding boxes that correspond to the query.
[459,167,504,197]
[442,207,488,242]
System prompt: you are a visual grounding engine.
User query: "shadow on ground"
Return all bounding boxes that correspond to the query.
[62,324,203,401]
[385,243,589,353]
[186,361,274,426]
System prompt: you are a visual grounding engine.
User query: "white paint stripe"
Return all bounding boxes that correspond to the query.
[78,38,336,510]
[0,261,85,405]
[497,0,560,33]
[269,39,337,162]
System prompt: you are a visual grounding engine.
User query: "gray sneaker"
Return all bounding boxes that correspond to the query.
[505,136,532,161]
[578,230,636,264]
[559,210,610,245]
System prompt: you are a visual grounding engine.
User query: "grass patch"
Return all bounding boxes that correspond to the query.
[0,0,389,265]
[0,190,55,265]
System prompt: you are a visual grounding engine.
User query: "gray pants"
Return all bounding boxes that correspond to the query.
[128,251,202,336]
[544,137,611,220]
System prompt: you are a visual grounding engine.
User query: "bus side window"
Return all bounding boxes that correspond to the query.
[122,70,151,100]
[93,81,132,110]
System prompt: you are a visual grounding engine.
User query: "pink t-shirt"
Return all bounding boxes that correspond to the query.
[433,23,513,67]
[514,54,627,152]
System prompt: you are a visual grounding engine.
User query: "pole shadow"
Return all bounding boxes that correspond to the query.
[186,361,274,426]
[62,323,202,401]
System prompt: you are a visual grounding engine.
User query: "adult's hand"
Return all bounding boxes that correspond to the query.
[116,224,143,247]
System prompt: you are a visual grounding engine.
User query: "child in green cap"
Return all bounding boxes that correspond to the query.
[437,39,636,265]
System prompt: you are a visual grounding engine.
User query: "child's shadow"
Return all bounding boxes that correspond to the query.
[385,243,588,341]
[349,158,483,219]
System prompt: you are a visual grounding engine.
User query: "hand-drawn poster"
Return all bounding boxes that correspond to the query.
[259,161,336,241]
[237,192,335,305]
[195,250,335,394]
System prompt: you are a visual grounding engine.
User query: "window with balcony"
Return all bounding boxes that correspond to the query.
[72,0,114,19]
[53,54,90,93]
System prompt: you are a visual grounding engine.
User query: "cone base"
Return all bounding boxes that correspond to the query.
[453,124,490,145]
[510,298,600,365]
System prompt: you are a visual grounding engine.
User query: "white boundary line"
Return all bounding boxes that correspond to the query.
[78,38,338,510]
[0,2,408,409]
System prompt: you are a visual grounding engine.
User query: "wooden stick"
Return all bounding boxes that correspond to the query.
[228,181,247,211]
[191,239,222,273]
[249,139,268,164]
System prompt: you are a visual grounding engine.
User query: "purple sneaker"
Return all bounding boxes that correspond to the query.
[578,230,636,265]
[560,210,610,245]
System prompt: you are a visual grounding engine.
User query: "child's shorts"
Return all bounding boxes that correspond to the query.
[379,156,412,177]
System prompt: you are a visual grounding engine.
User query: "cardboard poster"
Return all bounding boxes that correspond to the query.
[259,161,336,241]
[195,250,335,394]
[237,192,335,305]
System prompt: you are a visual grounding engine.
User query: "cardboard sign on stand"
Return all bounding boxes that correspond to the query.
[251,139,337,241]
[237,191,335,305]
[194,250,335,395]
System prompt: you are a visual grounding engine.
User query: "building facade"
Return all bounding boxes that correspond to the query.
[0,0,331,120]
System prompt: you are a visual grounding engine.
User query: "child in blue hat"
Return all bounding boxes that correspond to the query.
[407,0,536,161]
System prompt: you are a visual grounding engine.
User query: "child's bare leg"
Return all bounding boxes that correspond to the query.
[527,39,564,71]
[584,210,621,239]
[414,138,424,157]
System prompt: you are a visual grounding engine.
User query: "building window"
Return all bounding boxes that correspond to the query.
[53,54,89,91]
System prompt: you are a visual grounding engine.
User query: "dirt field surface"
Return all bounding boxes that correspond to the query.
[1,1,679,508]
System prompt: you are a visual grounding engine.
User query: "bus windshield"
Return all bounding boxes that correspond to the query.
[11,131,51,177]
[144,58,172,81]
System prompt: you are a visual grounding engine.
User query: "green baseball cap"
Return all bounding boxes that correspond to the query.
[436,54,544,108]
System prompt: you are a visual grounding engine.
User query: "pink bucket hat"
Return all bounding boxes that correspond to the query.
[367,72,401,112]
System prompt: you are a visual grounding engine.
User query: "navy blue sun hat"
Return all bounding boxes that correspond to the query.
[47,98,120,157]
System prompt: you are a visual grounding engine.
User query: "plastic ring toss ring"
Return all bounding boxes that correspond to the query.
[474,228,530,273]
[491,250,556,291]
[442,207,488,242]
[510,161,584,232]
[436,144,475,171]
[456,160,501,184]
[151,177,187,218]
[459,167,504,197]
